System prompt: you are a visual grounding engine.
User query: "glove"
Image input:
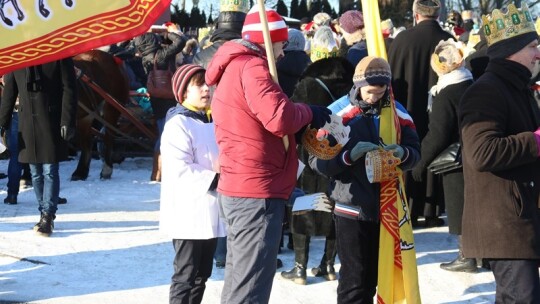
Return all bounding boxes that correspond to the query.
[350,141,379,162]
[60,125,75,141]
[309,105,332,129]
[311,193,333,213]
[208,173,219,192]
[384,144,405,159]
[411,165,424,182]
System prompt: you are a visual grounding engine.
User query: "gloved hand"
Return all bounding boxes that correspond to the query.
[411,165,424,182]
[311,193,333,213]
[60,125,75,141]
[208,173,219,191]
[350,141,379,162]
[309,105,332,129]
[384,144,405,159]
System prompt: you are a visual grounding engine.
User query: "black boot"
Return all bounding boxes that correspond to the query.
[311,263,337,281]
[281,263,307,285]
[35,213,55,237]
[33,213,46,232]
[312,237,337,281]
[440,236,477,273]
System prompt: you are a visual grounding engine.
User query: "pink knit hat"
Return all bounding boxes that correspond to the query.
[241,6,288,44]
[171,64,205,102]
[339,10,364,34]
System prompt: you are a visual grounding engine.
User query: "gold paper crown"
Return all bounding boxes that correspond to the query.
[301,128,344,160]
[220,0,250,13]
[482,3,536,46]
[310,46,339,62]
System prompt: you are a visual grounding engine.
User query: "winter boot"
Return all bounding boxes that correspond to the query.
[311,263,337,281]
[440,236,477,273]
[281,263,307,285]
[312,238,337,281]
[33,213,46,232]
[35,213,55,237]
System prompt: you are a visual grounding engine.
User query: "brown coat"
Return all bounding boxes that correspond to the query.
[459,59,540,259]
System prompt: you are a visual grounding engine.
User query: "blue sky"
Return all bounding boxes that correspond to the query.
[173,0,340,19]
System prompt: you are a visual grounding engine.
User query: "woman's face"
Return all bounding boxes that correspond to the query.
[184,81,210,110]
[359,84,387,104]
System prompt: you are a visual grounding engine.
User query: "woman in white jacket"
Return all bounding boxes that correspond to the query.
[160,64,226,304]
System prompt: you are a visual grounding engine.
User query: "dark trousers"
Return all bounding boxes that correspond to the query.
[219,195,285,304]
[335,216,379,304]
[170,238,217,304]
[293,233,337,267]
[489,259,540,304]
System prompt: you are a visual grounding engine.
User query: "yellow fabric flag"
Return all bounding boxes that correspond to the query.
[360,0,421,303]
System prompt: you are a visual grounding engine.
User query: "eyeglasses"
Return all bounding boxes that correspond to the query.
[283,41,289,49]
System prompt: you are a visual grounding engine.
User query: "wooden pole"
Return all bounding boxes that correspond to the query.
[256,0,289,150]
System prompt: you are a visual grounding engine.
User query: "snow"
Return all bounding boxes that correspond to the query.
[0,157,496,303]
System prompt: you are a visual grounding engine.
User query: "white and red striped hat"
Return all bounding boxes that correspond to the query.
[241,6,288,44]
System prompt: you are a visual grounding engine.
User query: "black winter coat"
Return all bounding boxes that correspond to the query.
[416,79,473,235]
[134,32,186,119]
[459,59,540,259]
[0,59,78,163]
[276,50,311,98]
[388,19,455,139]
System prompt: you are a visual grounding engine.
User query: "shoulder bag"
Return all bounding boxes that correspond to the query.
[427,142,462,175]
[146,56,175,99]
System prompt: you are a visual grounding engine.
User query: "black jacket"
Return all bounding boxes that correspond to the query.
[276,50,311,97]
[0,59,78,163]
[388,19,455,139]
[134,32,186,119]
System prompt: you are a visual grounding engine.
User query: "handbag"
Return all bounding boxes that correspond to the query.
[146,57,175,99]
[427,142,462,174]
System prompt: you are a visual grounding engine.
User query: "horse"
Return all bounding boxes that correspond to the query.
[72,49,130,181]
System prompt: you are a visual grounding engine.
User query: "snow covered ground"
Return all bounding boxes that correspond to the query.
[0,157,496,303]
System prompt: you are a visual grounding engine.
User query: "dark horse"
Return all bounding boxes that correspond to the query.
[72,50,130,180]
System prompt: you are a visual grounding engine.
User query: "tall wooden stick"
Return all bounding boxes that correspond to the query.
[256,0,289,150]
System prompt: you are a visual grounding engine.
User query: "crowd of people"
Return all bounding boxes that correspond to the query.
[2,0,540,303]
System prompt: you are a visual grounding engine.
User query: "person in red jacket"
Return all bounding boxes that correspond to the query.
[205,6,331,303]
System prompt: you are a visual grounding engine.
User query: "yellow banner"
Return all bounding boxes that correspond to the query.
[360,0,421,303]
[0,0,170,75]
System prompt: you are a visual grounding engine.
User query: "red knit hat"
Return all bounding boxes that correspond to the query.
[241,6,288,44]
[171,64,205,102]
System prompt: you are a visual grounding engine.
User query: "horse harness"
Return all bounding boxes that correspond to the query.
[313,77,337,102]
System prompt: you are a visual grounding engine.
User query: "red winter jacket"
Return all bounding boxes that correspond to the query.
[206,40,312,199]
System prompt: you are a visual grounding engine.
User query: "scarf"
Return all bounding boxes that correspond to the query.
[428,67,473,112]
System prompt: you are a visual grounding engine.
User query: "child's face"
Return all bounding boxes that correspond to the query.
[184,81,210,110]
[360,84,387,104]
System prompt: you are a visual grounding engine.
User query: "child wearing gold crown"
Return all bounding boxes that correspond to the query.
[459,3,540,302]
[308,56,420,302]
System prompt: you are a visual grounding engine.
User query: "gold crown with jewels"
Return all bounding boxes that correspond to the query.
[301,128,344,160]
[482,3,537,46]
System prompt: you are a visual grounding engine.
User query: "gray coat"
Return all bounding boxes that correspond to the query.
[0,58,77,163]
[459,58,540,259]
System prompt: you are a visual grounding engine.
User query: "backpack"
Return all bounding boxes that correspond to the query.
[146,56,174,99]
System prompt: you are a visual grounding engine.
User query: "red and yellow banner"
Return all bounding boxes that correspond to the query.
[360,0,421,303]
[0,0,170,75]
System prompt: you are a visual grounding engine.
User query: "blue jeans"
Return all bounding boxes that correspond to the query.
[29,163,60,215]
[6,112,21,196]
[214,236,227,263]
